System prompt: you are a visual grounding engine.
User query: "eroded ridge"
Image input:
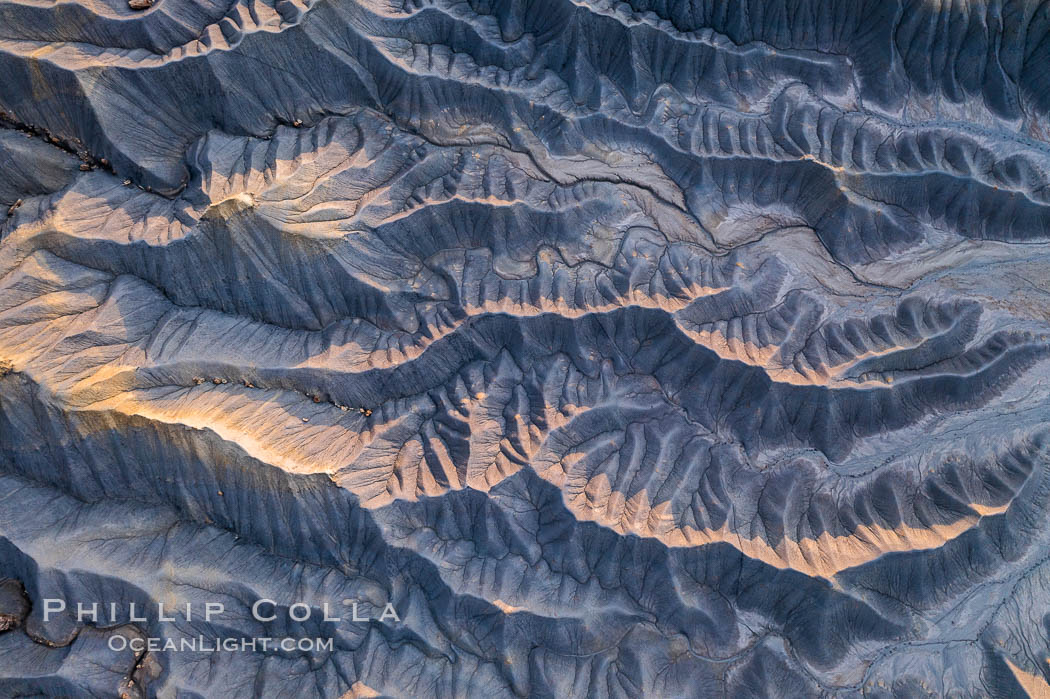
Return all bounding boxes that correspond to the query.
[2,0,1050,696]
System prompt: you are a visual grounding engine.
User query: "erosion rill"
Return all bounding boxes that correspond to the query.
[1,1,1050,697]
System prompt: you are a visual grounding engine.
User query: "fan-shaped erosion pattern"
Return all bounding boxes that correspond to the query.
[2,0,1050,696]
